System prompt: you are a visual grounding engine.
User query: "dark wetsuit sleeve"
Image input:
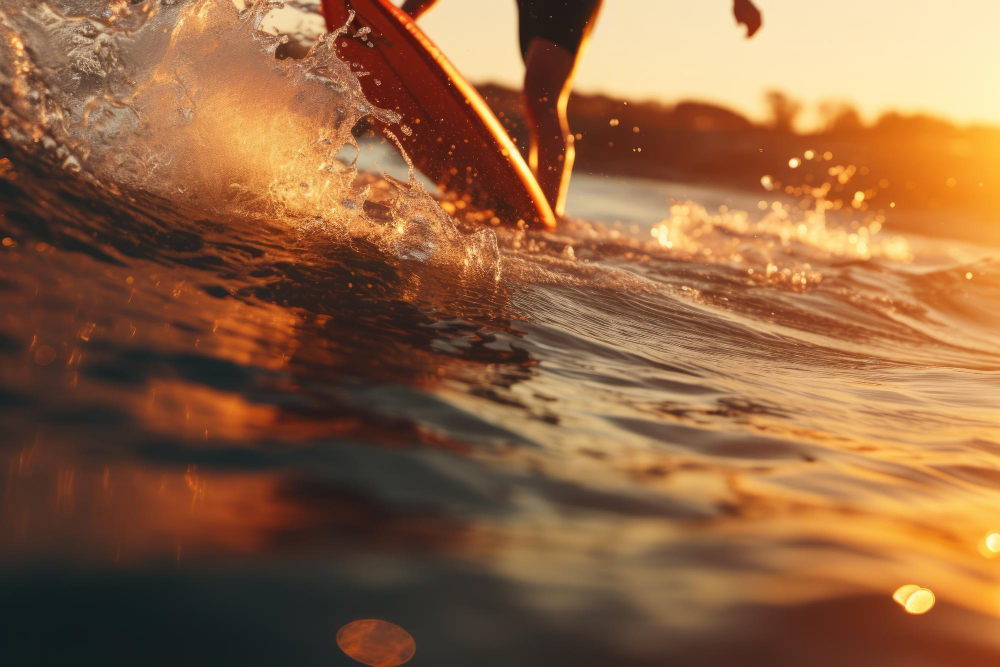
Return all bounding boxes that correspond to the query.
[516,0,604,60]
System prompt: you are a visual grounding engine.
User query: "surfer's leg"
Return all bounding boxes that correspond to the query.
[518,0,602,217]
[522,38,577,218]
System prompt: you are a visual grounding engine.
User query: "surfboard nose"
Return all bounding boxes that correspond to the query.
[320,0,557,229]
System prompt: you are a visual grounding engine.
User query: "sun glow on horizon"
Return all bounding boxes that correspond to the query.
[405,0,1000,130]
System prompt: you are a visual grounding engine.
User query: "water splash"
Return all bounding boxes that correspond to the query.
[0,0,504,281]
[646,199,911,289]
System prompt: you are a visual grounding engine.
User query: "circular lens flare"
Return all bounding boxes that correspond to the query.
[337,619,416,667]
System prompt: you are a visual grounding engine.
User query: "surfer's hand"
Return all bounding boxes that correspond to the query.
[733,0,762,38]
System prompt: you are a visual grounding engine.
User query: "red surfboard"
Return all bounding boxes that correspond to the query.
[320,0,556,230]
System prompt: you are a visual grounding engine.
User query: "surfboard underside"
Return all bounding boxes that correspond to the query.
[321,0,556,229]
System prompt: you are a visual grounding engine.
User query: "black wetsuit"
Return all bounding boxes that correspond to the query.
[516,0,603,60]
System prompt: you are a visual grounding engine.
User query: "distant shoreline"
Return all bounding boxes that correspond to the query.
[476,82,1000,239]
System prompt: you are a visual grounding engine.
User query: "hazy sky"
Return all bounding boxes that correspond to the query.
[397,0,1000,128]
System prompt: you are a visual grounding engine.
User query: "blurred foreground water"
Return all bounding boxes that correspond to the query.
[1,2,1000,665]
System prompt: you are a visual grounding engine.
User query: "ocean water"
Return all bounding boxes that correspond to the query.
[2,2,1000,665]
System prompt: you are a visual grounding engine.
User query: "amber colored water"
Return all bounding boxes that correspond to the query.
[2,2,1000,665]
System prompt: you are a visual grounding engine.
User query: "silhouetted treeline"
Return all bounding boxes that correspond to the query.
[478,83,1000,234]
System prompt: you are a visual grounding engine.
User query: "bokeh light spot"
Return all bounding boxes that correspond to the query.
[905,589,935,614]
[892,584,920,605]
[337,619,415,667]
[34,345,56,365]
[892,585,935,615]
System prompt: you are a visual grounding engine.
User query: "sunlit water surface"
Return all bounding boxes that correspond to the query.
[2,2,1000,665]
